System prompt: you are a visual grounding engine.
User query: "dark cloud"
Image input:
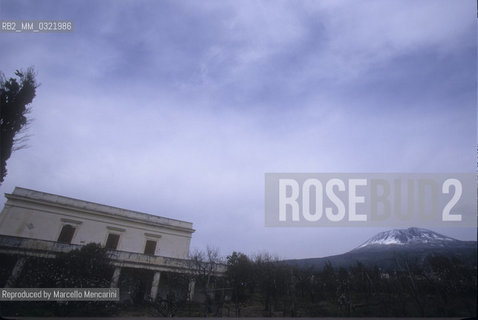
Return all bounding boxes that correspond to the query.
[0,0,475,258]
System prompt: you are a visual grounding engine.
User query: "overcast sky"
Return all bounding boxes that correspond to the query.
[0,0,476,259]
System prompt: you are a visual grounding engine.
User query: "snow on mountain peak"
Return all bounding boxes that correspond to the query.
[356,227,457,249]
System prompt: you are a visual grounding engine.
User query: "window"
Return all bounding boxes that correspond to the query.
[105,233,120,250]
[57,224,76,244]
[144,240,157,255]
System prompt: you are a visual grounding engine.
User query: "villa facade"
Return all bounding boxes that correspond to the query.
[0,187,221,302]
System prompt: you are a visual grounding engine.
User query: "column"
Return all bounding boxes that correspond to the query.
[150,271,161,301]
[187,278,196,302]
[110,267,121,288]
[5,257,27,288]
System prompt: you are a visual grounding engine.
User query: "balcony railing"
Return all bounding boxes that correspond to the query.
[0,234,225,275]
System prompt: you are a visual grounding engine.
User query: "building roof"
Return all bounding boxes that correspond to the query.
[5,187,194,233]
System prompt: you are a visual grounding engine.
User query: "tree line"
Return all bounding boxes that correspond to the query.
[0,244,475,317]
[223,251,476,317]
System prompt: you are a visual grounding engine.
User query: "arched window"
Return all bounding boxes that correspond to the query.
[57,224,75,244]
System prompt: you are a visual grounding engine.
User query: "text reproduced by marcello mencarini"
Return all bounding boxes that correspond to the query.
[0,288,119,301]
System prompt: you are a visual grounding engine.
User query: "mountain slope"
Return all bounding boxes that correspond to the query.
[286,227,476,271]
[355,227,457,249]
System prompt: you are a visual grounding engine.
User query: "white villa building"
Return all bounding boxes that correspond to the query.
[0,187,218,302]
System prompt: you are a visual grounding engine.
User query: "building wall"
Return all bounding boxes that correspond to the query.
[0,187,194,259]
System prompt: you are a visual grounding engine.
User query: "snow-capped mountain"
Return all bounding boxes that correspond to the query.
[285,227,476,271]
[355,227,460,250]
